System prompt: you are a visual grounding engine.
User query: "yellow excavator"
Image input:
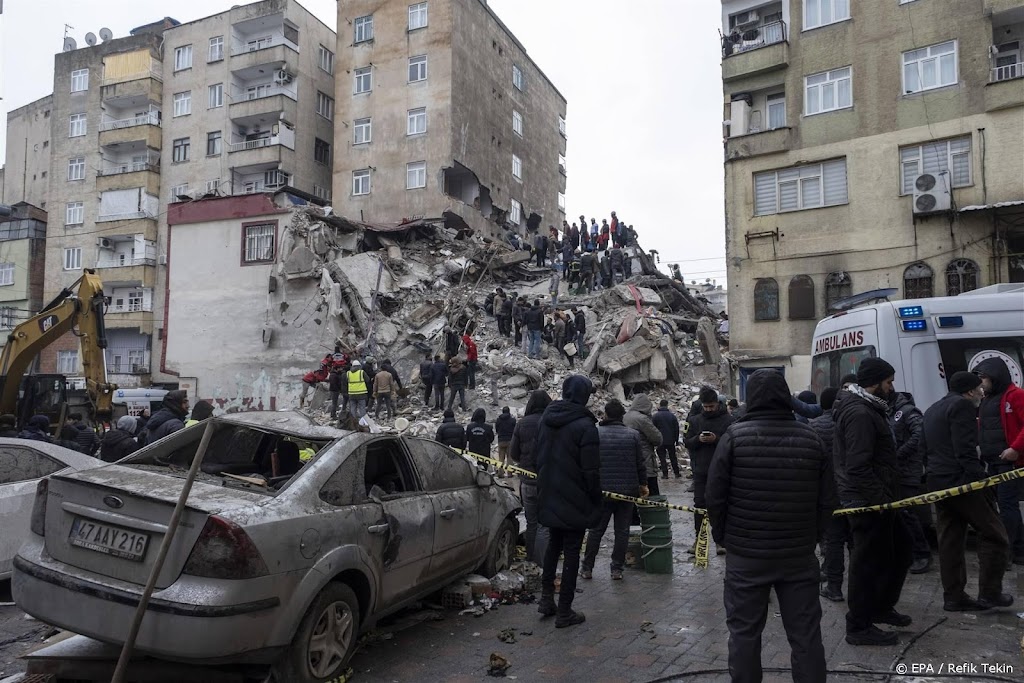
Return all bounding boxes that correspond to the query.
[0,269,117,429]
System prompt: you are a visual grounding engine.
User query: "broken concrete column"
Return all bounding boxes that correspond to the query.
[582,337,607,375]
[696,317,722,367]
[607,378,626,403]
[660,335,685,383]
[325,261,369,338]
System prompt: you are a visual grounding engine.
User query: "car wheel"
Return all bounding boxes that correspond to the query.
[480,518,517,577]
[276,583,360,683]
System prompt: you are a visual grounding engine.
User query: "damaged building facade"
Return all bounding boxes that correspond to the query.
[331,0,567,238]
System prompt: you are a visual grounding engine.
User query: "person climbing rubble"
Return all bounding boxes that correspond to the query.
[525,299,545,359]
[447,356,469,412]
[430,354,447,411]
[299,363,329,410]
[462,333,479,390]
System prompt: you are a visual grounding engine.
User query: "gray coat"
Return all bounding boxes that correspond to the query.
[623,394,661,480]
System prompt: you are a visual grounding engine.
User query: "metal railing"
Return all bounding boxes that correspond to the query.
[230,83,297,103]
[722,20,787,57]
[106,363,151,375]
[97,211,157,222]
[96,256,157,268]
[230,33,298,56]
[97,161,160,177]
[99,112,161,131]
[227,136,282,152]
[991,62,1024,82]
[107,303,152,314]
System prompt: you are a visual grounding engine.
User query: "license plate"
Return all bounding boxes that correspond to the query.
[70,518,149,561]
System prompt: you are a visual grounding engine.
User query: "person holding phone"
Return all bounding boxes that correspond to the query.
[684,386,734,555]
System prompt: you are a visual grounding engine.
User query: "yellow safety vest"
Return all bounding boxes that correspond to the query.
[347,370,368,396]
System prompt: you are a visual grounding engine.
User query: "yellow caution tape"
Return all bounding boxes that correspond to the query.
[833,467,1024,516]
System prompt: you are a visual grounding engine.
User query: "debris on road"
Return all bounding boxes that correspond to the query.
[487,652,511,677]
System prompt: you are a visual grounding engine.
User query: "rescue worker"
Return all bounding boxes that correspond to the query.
[346,360,370,419]
[373,365,396,420]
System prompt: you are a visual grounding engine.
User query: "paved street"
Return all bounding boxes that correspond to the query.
[2,474,1022,682]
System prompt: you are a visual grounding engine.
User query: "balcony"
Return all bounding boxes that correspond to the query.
[95,263,157,290]
[722,21,789,82]
[227,134,288,153]
[726,127,792,160]
[106,360,151,375]
[986,71,1024,111]
[100,111,160,132]
[992,62,1024,82]
[96,161,161,194]
[229,91,297,122]
[101,73,162,107]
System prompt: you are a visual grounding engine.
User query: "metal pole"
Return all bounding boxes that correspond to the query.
[111,420,217,683]
[364,256,384,356]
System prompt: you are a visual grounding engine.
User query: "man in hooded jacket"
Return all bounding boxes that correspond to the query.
[536,376,601,628]
[18,415,54,443]
[684,387,734,552]
[510,390,552,563]
[623,394,664,496]
[435,409,466,449]
[707,369,836,683]
[100,416,140,462]
[139,390,189,446]
[465,408,495,459]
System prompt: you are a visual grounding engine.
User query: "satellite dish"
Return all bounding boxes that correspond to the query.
[85,32,97,46]
[63,37,78,52]
[99,28,113,42]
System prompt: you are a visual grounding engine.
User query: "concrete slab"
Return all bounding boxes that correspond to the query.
[284,245,317,275]
[492,250,532,269]
[333,253,395,310]
[613,285,663,307]
[597,336,656,375]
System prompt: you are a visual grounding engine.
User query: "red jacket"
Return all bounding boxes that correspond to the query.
[303,368,329,384]
[1002,384,1024,465]
[462,335,478,362]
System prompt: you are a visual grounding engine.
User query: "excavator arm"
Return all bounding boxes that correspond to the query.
[0,270,117,422]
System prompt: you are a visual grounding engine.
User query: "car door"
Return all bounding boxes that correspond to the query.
[0,445,68,578]
[404,438,485,581]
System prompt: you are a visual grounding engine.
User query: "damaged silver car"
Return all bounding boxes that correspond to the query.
[13,411,520,682]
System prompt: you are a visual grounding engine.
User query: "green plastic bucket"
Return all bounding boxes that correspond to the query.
[637,495,671,527]
[641,540,673,574]
[642,523,672,540]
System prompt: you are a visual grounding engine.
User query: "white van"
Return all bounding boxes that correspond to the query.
[111,388,169,420]
[810,284,1024,413]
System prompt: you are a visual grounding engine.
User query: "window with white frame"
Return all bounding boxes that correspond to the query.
[173,91,191,117]
[205,178,221,193]
[318,45,335,74]
[407,161,427,189]
[209,36,224,62]
[354,15,374,43]
[207,131,222,156]
[70,69,89,92]
[316,91,334,120]
[313,185,332,201]
[509,199,522,226]
[767,92,786,129]
[208,83,224,108]
[409,2,428,30]
[171,183,190,198]
[804,0,850,30]
[558,153,567,174]
[558,192,566,212]
[805,67,852,115]
[57,350,78,375]
[354,67,372,94]
[754,158,849,216]
[243,224,276,263]
[127,290,145,312]
[63,247,82,271]
[0,308,15,329]
[512,110,523,137]
[66,202,84,225]
[512,154,522,180]
[174,45,193,71]
[407,108,427,135]
[558,115,566,137]
[354,117,372,144]
[409,55,428,82]
[69,113,86,137]
[353,169,371,196]
[512,64,523,90]
[0,263,13,286]
[67,157,85,181]
[899,136,971,195]
[903,41,958,94]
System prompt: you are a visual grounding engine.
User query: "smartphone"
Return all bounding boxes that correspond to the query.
[701,431,713,437]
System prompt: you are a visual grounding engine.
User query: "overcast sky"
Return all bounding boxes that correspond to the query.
[0,0,727,283]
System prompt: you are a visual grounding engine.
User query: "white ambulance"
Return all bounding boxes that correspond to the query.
[810,284,1024,412]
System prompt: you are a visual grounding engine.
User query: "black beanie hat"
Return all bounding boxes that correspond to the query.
[856,358,896,387]
[949,371,982,394]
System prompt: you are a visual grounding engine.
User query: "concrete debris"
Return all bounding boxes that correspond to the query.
[597,336,657,375]
[488,653,511,677]
[612,284,662,307]
[490,570,526,595]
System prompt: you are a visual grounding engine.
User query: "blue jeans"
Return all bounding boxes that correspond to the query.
[992,462,1024,557]
[348,396,367,419]
[528,330,542,358]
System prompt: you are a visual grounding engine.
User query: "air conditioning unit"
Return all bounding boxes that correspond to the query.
[912,172,951,215]
[98,238,113,249]
[274,69,293,84]
[157,254,167,265]
[734,10,760,28]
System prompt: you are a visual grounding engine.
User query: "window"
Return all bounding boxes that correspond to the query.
[354,67,372,94]
[246,84,271,100]
[209,36,224,62]
[314,138,331,165]
[804,0,850,30]
[753,278,780,321]
[354,118,372,144]
[559,115,567,137]
[411,439,476,490]
[172,137,190,163]
[512,110,523,137]
[173,91,191,117]
[558,153,567,174]
[903,41,958,94]
[353,169,371,196]
[754,159,848,215]
[243,223,276,263]
[171,183,190,198]
[825,272,852,311]
[904,262,934,299]
[406,161,427,190]
[67,157,85,181]
[66,202,84,225]
[70,69,89,92]
[207,131,222,156]
[63,247,82,271]
[174,45,193,71]
[354,15,374,43]
[789,275,816,319]
[512,154,522,180]
[899,136,971,195]
[805,67,852,115]
[208,83,224,108]
[409,55,427,82]
[205,178,221,194]
[318,45,335,74]
[0,263,13,286]
[407,108,426,135]
[767,92,786,129]
[512,64,523,90]
[57,350,78,375]
[509,199,522,226]
[946,259,979,296]
[69,113,86,137]
[316,91,334,120]
[314,185,332,201]
[409,2,428,30]
[0,308,15,329]
[558,192,566,212]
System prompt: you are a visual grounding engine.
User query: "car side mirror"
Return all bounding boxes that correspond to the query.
[476,469,492,487]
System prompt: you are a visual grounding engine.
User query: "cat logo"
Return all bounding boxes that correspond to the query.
[38,314,59,334]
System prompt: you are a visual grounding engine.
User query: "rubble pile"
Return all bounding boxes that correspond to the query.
[277,206,726,428]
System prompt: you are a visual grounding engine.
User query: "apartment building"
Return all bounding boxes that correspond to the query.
[2,96,54,208]
[332,0,567,238]
[0,203,47,349]
[721,0,1024,395]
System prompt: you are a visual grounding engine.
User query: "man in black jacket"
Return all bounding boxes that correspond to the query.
[430,355,447,410]
[494,407,516,477]
[833,357,912,646]
[536,375,601,628]
[653,399,682,478]
[890,391,932,574]
[418,353,434,407]
[524,300,545,359]
[571,306,586,357]
[510,390,552,563]
[924,371,1012,612]
[581,399,647,580]
[811,388,850,602]
[683,387,733,553]
[465,408,495,459]
[435,410,466,449]
[100,416,139,462]
[447,358,469,412]
[707,369,836,683]
[140,391,189,446]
